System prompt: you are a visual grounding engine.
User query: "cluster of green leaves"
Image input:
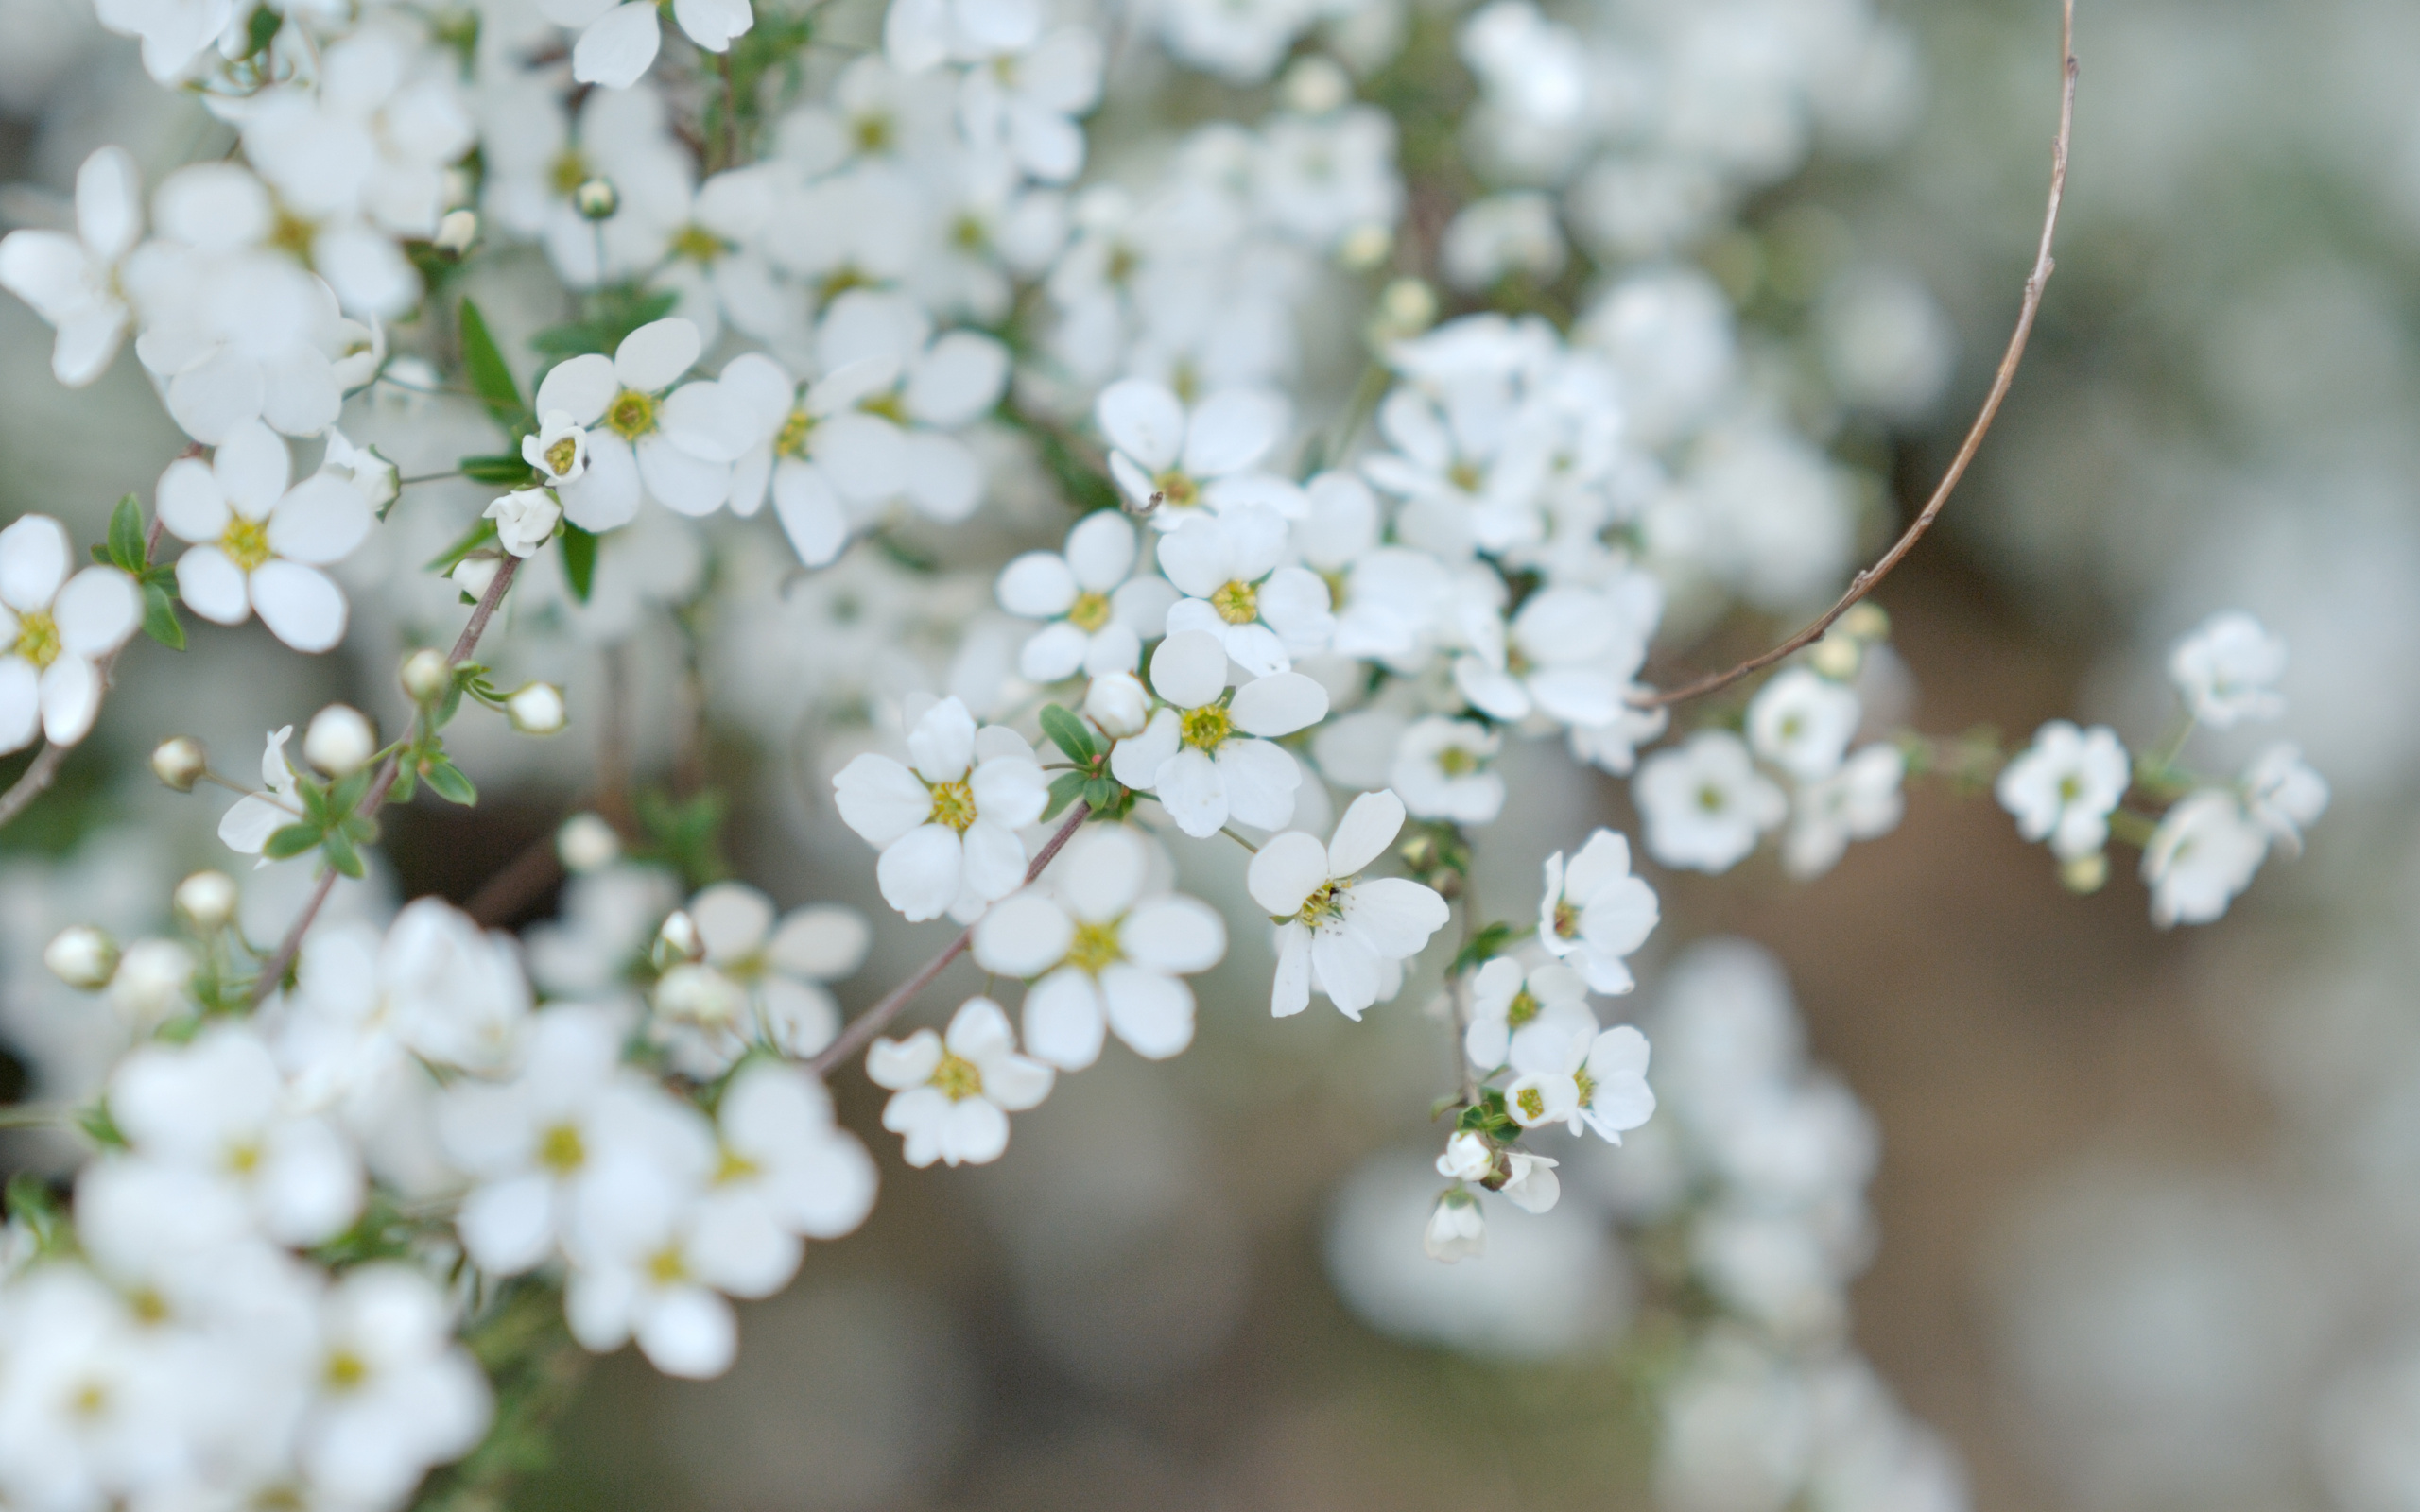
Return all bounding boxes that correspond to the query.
[261,764,389,880]
[4,1172,66,1257]
[631,788,731,888]
[91,495,185,650]
[1038,703,1132,821]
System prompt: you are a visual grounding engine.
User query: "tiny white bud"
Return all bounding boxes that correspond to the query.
[451,556,500,600]
[302,704,376,777]
[1436,1130,1495,1182]
[1280,55,1352,115]
[484,490,562,558]
[1337,222,1392,272]
[1808,634,1862,682]
[1839,602,1891,642]
[173,870,239,931]
[150,735,208,793]
[2061,851,2109,894]
[43,926,117,990]
[556,813,621,873]
[1423,1189,1485,1263]
[654,963,746,1026]
[401,648,451,705]
[433,208,477,254]
[108,940,196,1025]
[505,682,566,735]
[1373,277,1435,339]
[657,909,701,964]
[1083,671,1150,738]
[573,178,619,220]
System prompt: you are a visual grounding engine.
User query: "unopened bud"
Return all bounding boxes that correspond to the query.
[401,648,451,705]
[303,704,376,777]
[1373,277,1435,339]
[505,682,566,735]
[1423,1188,1484,1263]
[1337,222,1392,272]
[173,870,238,931]
[109,939,196,1024]
[451,556,500,601]
[656,909,701,966]
[1435,1129,1495,1182]
[1280,54,1351,115]
[573,178,618,220]
[150,736,208,793]
[2060,851,2109,894]
[433,208,477,255]
[43,926,117,990]
[654,962,745,1026]
[1807,634,1862,682]
[557,813,621,873]
[1083,671,1150,738]
[1839,602,1891,643]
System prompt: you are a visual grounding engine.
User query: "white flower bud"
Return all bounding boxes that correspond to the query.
[173,870,238,931]
[150,735,208,793]
[1374,278,1436,339]
[451,556,500,600]
[505,682,566,735]
[1808,634,1862,681]
[302,704,376,776]
[1423,1189,1484,1263]
[1338,222,1392,272]
[2060,850,2109,894]
[1281,55,1351,115]
[573,178,618,220]
[433,208,477,255]
[1084,671,1150,738]
[43,925,117,990]
[108,939,196,1024]
[556,813,621,873]
[1839,602,1891,642]
[1435,1129,1495,1182]
[657,909,701,963]
[654,963,746,1027]
[401,648,451,705]
[484,490,562,558]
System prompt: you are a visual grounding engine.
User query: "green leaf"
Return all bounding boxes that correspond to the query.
[387,764,417,805]
[1083,776,1117,812]
[1449,921,1516,978]
[321,827,366,879]
[633,788,730,886]
[329,767,372,816]
[460,453,538,485]
[141,581,185,650]
[107,494,145,571]
[263,823,323,861]
[1041,769,1087,822]
[5,1172,64,1253]
[241,2,279,56]
[297,778,331,827]
[1037,703,1097,764]
[458,299,527,431]
[422,757,477,807]
[424,517,500,575]
[560,524,597,603]
[75,1100,126,1149]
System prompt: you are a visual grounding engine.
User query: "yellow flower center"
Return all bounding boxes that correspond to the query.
[130,1289,168,1325]
[606,388,657,439]
[1067,592,1112,632]
[1210,579,1259,625]
[221,516,273,574]
[1574,1067,1598,1107]
[1295,879,1346,927]
[1435,745,1479,776]
[1322,569,1349,610]
[859,390,908,424]
[1696,784,1726,814]
[550,150,591,197]
[544,436,580,475]
[775,407,814,459]
[647,1246,687,1285]
[539,1122,585,1174]
[71,1381,109,1418]
[931,1051,982,1102]
[323,1349,368,1392]
[1447,459,1483,493]
[225,1141,262,1175]
[670,223,726,264]
[928,779,977,833]
[1065,919,1123,974]
[2056,773,2082,803]
[1103,244,1138,286]
[12,610,60,670]
[1514,1085,1547,1121]
[852,112,893,153]
[1179,703,1234,751]
[268,208,316,264]
[715,1145,761,1185]
[1505,988,1539,1028]
[1550,900,1579,940]
[1152,471,1199,508]
[949,214,988,251]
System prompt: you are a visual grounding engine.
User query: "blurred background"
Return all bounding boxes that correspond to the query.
[5,1,2420,1509]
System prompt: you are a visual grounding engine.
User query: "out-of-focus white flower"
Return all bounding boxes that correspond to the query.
[1097,377,1294,529]
[2240,743,2328,853]
[1786,746,1907,879]
[2167,610,2288,728]
[1635,731,1787,874]
[485,490,562,558]
[1247,788,1451,1020]
[1107,629,1326,838]
[1392,717,1505,824]
[1499,1151,1561,1213]
[700,1060,877,1253]
[546,0,752,90]
[1537,828,1659,993]
[648,883,867,1075]
[1996,721,2129,861]
[43,923,117,989]
[1453,583,1649,731]
[557,814,623,873]
[0,514,138,753]
[300,1265,493,1507]
[970,825,1226,1069]
[1158,506,1332,675]
[712,350,907,565]
[866,996,1054,1167]
[2142,790,2269,928]
[1747,668,1861,782]
[1424,1187,1485,1263]
[282,898,532,1111]
[1464,955,1594,1072]
[0,146,141,385]
[1504,1018,1656,1143]
[995,510,1175,682]
[216,726,300,865]
[525,412,591,486]
[1439,191,1567,292]
[157,421,372,653]
[833,696,1047,922]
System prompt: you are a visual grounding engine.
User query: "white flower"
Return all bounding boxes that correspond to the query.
[1107,629,1327,838]
[1463,955,1593,1071]
[564,1193,759,1379]
[545,0,752,90]
[108,1022,365,1245]
[1996,720,2130,861]
[1745,668,1861,782]
[1424,1188,1484,1263]
[1097,377,1295,529]
[107,938,194,1026]
[959,27,1105,183]
[530,318,718,530]
[300,1265,493,1508]
[832,696,1048,922]
[1247,789,1451,1020]
[813,289,1014,524]
[2168,610,2288,728]
[1785,745,1906,879]
[0,1265,182,1511]
[1499,1151,1561,1214]
[0,146,141,386]
[216,725,302,865]
[523,412,591,486]
[322,429,399,514]
[866,996,1055,1167]
[1453,584,1648,730]
[281,899,532,1112]
[1158,506,1333,675]
[970,825,1227,1069]
[1537,829,1660,993]
[1634,731,1787,874]
[157,421,372,653]
[2141,790,2269,928]
[995,510,1176,682]
[698,1060,878,1267]
[1504,1019,1656,1143]
[648,883,867,1075]
[1392,717,1505,825]
[0,515,138,753]
[484,490,563,558]
[2241,743,2328,852]
[1437,1128,1496,1182]
[713,350,907,565]
[90,0,232,80]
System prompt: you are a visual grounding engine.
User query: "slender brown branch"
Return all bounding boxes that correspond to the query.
[806,801,1092,1077]
[1633,0,2078,713]
[250,556,524,1005]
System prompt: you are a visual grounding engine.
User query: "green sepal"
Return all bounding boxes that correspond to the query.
[387,764,417,805]
[458,299,527,432]
[1037,703,1098,764]
[263,823,323,861]
[107,494,146,571]
[1041,769,1087,822]
[5,1172,65,1254]
[560,524,597,603]
[75,1100,126,1150]
[422,757,477,807]
[141,581,185,650]
[460,454,538,486]
[632,787,729,887]
[321,827,366,880]
[241,3,280,56]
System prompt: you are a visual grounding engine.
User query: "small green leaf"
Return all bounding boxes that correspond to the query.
[460,453,538,485]
[241,3,280,56]
[5,1172,64,1252]
[424,516,500,575]
[1042,770,1087,822]
[387,764,417,805]
[329,766,372,816]
[141,581,185,650]
[75,1100,126,1149]
[1037,703,1098,764]
[1449,921,1517,978]
[263,823,323,861]
[458,299,527,431]
[422,758,477,807]
[561,524,597,603]
[321,828,366,880]
[107,494,145,571]
[1083,776,1117,811]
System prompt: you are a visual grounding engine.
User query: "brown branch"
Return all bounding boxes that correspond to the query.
[805,801,1092,1078]
[1632,0,2079,713]
[250,556,524,1005]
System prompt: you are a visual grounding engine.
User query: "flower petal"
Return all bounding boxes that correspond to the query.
[0,658,39,755]
[0,515,68,611]
[1229,671,1327,738]
[875,824,961,922]
[214,420,291,517]
[614,317,700,392]
[996,551,1078,619]
[771,461,847,565]
[535,354,616,424]
[571,3,665,90]
[175,546,251,626]
[1119,897,1224,973]
[53,568,138,657]
[558,432,641,531]
[155,458,229,542]
[1181,387,1286,476]
[972,892,1075,977]
[1325,788,1407,877]
[1100,965,1193,1058]
[37,656,100,746]
[1154,747,1226,838]
[636,433,731,516]
[1096,379,1184,472]
[833,753,933,847]
[249,560,348,652]
[1019,967,1104,1071]
[1148,629,1227,710]
[267,474,372,565]
[1247,831,1328,917]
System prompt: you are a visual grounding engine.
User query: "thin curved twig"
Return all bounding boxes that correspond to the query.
[806,801,1092,1078]
[1633,0,2079,713]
